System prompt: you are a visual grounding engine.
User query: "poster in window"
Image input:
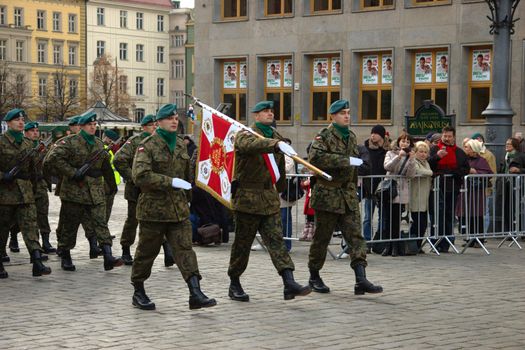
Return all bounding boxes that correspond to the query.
[436,52,448,83]
[414,53,432,83]
[313,58,328,87]
[266,60,281,88]
[381,55,393,84]
[472,49,491,81]
[331,57,341,86]
[239,61,247,88]
[223,62,237,89]
[362,55,378,85]
[283,59,292,87]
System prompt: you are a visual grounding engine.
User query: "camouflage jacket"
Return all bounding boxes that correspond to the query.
[132,133,191,222]
[44,134,116,205]
[0,132,37,205]
[308,124,361,214]
[231,124,286,215]
[113,133,148,201]
[32,144,50,200]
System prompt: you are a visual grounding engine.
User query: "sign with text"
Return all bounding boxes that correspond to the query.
[406,101,454,137]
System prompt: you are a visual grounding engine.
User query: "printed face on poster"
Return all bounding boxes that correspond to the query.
[415,53,432,83]
[472,50,491,81]
[313,58,328,87]
[239,62,247,88]
[266,60,281,88]
[436,52,448,83]
[331,57,341,86]
[362,55,379,85]
[223,62,237,89]
[382,55,393,84]
[283,60,292,87]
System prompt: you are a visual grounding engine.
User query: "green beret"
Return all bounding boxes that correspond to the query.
[78,112,97,125]
[24,122,39,131]
[141,114,155,126]
[251,101,274,113]
[68,116,81,126]
[104,129,119,141]
[3,108,27,122]
[156,104,177,121]
[329,99,350,115]
[471,132,484,141]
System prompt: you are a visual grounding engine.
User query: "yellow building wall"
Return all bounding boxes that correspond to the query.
[0,0,86,120]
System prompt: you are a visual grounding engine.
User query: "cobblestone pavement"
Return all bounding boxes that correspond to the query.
[1,186,525,349]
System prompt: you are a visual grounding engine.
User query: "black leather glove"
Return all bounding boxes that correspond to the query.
[1,172,15,183]
[72,169,85,182]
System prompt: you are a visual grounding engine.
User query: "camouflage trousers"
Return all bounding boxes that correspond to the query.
[58,200,113,250]
[56,200,96,242]
[228,211,294,278]
[131,219,199,283]
[105,192,115,224]
[10,184,51,236]
[0,204,42,254]
[309,208,367,271]
[119,200,138,247]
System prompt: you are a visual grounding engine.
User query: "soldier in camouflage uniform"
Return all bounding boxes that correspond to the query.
[130,104,216,311]
[113,115,175,266]
[44,112,123,272]
[228,101,311,302]
[307,99,383,295]
[0,109,52,278]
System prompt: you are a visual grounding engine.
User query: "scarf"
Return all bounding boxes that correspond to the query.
[437,140,457,170]
[33,140,39,147]
[505,150,516,173]
[80,129,96,146]
[141,131,151,138]
[367,137,384,150]
[156,127,177,153]
[8,129,24,144]
[332,123,349,142]
[255,122,273,138]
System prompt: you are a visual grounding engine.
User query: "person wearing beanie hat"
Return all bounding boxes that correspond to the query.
[458,138,493,248]
[44,108,123,273]
[0,108,52,278]
[430,133,441,145]
[371,124,386,140]
[307,99,383,295]
[129,104,216,311]
[113,113,175,268]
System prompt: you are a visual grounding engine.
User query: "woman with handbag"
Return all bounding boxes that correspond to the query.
[381,133,416,256]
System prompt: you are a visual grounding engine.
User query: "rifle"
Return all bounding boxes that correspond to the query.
[5,135,53,180]
[75,137,122,180]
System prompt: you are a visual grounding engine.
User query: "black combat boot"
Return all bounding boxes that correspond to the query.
[353,264,383,295]
[132,282,155,310]
[162,241,175,267]
[228,276,249,302]
[41,232,57,254]
[0,251,9,263]
[101,245,124,271]
[187,275,217,310]
[121,245,133,265]
[60,250,76,271]
[309,269,330,293]
[9,232,20,253]
[281,269,312,300]
[88,236,102,259]
[32,250,52,277]
[0,260,7,279]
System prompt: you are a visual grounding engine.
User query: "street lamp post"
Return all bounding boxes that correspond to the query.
[482,0,520,163]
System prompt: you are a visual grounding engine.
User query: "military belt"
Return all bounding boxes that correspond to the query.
[16,174,31,180]
[239,182,273,190]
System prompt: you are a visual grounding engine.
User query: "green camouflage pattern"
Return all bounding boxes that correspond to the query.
[309,209,367,270]
[114,134,147,201]
[231,124,286,215]
[228,211,294,278]
[308,124,360,214]
[132,134,191,222]
[0,132,37,205]
[34,182,51,234]
[57,200,112,250]
[0,204,42,253]
[119,200,138,247]
[131,219,199,282]
[44,134,116,205]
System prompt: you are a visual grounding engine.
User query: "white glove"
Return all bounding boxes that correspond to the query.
[277,141,298,157]
[171,178,192,190]
[349,157,363,167]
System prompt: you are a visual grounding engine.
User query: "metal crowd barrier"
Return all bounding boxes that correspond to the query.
[258,172,525,257]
